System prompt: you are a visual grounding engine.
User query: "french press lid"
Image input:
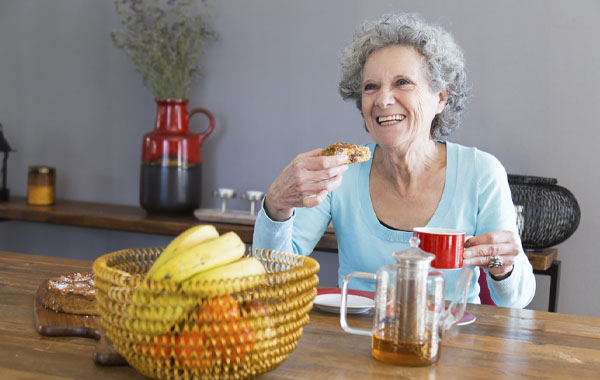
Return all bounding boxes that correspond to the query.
[392,237,435,270]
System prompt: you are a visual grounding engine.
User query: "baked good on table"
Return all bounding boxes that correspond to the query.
[41,272,99,315]
[322,142,371,164]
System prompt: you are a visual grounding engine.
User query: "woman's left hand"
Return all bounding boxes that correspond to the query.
[463,231,521,278]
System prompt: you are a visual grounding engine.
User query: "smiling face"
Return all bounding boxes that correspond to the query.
[361,45,448,148]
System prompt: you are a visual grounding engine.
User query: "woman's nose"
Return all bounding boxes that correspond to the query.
[375,88,395,108]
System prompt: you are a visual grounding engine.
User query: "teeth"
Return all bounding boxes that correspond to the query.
[377,114,405,124]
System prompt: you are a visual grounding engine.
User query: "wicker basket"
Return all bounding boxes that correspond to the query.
[92,247,319,380]
[508,174,580,249]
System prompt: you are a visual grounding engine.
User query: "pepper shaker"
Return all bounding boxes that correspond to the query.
[213,188,236,213]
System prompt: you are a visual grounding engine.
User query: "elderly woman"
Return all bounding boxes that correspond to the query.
[253,13,535,307]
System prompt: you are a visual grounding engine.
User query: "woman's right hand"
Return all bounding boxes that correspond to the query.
[264,148,349,221]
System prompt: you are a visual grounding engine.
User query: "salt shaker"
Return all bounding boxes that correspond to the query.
[241,191,265,215]
[213,188,236,212]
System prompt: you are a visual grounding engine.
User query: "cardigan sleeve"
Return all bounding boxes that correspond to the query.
[252,194,333,256]
[473,151,536,308]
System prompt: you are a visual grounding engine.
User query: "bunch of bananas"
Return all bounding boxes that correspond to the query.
[145,225,266,283]
[136,225,271,369]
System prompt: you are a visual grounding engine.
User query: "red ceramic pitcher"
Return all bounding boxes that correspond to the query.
[140,99,215,213]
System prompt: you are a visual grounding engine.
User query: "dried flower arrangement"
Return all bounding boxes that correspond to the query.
[111,0,216,99]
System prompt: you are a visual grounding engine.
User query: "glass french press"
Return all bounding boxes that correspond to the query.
[340,237,474,366]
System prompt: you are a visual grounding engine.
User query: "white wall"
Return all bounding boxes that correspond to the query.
[0,0,598,316]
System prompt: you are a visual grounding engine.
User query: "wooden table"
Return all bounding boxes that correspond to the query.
[1,251,599,379]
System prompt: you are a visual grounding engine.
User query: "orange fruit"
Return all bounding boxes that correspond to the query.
[140,296,256,370]
[138,332,175,366]
[173,328,213,369]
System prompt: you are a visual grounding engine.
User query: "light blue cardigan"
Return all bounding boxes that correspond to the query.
[253,142,535,308]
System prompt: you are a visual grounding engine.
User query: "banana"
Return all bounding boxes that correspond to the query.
[148,231,246,283]
[187,257,266,283]
[145,224,219,279]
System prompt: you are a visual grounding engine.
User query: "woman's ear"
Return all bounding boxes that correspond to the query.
[436,88,449,114]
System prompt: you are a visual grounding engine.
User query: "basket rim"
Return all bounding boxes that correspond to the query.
[92,246,320,298]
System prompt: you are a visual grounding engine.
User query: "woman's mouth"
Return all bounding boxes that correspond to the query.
[376,114,405,126]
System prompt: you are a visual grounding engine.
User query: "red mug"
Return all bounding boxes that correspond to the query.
[413,227,466,269]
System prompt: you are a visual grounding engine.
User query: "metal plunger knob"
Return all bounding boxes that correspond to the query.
[213,188,237,213]
[241,190,265,216]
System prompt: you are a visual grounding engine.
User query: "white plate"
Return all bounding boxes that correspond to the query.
[458,311,476,326]
[313,293,375,314]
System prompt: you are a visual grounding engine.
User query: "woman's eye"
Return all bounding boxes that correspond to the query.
[363,83,377,91]
[396,78,411,86]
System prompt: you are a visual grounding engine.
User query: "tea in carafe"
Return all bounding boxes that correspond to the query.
[371,328,439,366]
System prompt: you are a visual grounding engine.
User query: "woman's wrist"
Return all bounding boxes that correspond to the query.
[489,265,514,281]
[263,194,293,221]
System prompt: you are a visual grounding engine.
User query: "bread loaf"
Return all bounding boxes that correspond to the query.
[41,272,98,315]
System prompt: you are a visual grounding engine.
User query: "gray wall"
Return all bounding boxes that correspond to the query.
[0,1,598,316]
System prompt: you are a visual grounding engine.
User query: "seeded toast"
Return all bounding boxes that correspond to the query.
[322,142,371,164]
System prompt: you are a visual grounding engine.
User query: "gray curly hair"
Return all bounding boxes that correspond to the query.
[339,13,469,139]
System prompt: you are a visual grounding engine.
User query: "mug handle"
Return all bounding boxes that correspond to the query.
[340,272,376,336]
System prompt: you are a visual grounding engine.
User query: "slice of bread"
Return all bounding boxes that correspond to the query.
[322,142,371,164]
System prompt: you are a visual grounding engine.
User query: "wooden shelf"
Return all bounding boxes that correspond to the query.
[524,248,557,271]
[0,196,338,251]
[0,197,554,267]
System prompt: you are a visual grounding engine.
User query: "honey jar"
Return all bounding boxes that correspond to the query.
[27,166,55,205]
